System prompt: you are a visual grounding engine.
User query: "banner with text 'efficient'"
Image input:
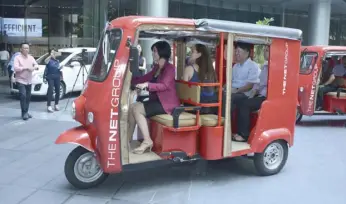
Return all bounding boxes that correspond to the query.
[1,18,42,37]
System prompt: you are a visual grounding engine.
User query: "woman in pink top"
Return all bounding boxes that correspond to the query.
[130,41,180,154]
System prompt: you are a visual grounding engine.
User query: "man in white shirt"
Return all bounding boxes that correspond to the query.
[222,42,260,116]
[316,56,346,110]
[233,46,269,142]
[0,44,10,76]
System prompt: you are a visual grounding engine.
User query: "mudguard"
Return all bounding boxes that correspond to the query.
[252,128,293,153]
[55,126,94,152]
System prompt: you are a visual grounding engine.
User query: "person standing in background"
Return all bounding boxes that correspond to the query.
[44,48,62,113]
[14,43,39,120]
[137,44,147,76]
[7,51,21,89]
[0,43,10,76]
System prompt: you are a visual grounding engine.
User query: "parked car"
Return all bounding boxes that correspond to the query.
[11,47,96,99]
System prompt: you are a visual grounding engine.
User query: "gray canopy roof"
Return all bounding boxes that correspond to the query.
[194,18,303,41]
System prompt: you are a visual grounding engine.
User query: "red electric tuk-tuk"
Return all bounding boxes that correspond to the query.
[296,46,346,122]
[55,16,302,189]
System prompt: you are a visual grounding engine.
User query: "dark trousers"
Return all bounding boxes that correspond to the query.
[0,60,7,76]
[236,96,266,139]
[316,85,338,108]
[7,66,13,87]
[222,91,248,117]
[47,77,60,106]
[17,82,32,116]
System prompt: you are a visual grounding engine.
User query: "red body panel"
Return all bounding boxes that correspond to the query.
[248,38,299,147]
[298,62,319,116]
[150,121,198,156]
[199,126,224,160]
[55,126,94,152]
[298,46,346,116]
[252,128,292,152]
[323,95,346,112]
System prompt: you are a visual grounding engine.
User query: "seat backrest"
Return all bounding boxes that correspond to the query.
[176,82,201,104]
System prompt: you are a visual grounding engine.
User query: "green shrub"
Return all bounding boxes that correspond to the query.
[254,17,274,67]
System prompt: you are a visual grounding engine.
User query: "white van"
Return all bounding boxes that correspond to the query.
[11,47,96,99]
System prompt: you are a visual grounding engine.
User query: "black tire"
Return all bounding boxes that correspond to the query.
[296,107,303,123]
[253,140,289,176]
[49,81,66,100]
[64,146,109,189]
[58,81,66,99]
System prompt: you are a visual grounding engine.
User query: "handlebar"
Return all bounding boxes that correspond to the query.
[130,85,148,91]
[135,87,148,91]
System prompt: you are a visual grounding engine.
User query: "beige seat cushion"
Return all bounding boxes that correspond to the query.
[326,92,346,97]
[151,112,198,127]
[200,114,224,127]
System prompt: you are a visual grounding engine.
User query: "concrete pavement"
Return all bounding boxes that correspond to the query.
[0,93,346,204]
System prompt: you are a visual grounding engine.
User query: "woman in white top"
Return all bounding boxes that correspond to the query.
[0,44,10,76]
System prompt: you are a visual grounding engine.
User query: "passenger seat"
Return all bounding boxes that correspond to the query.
[200,114,224,127]
[151,112,199,127]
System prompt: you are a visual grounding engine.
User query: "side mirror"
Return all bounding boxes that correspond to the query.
[129,46,140,77]
[70,61,80,67]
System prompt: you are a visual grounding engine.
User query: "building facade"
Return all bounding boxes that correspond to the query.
[1,0,346,57]
[108,0,346,46]
[0,0,108,57]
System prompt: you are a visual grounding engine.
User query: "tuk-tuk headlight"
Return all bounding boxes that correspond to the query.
[299,87,304,92]
[71,102,76,118]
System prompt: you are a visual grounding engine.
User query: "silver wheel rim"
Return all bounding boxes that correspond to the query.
[73,152,103,183]
[60,84,64,97]
[263,143,284,170]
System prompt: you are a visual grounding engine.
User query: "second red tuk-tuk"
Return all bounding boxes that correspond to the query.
[55,16,302,189]
[296,46,346,122]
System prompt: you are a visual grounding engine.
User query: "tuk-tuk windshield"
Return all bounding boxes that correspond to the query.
[88,28,122,82]
[300,52,318,75]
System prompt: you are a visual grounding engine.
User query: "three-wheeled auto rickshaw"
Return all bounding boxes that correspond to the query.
[296,46,346,122]
[55,16,302,189]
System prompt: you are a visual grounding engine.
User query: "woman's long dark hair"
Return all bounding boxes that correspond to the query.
[194,44,217,83]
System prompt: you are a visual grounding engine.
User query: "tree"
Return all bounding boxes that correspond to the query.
[254,17,274,67]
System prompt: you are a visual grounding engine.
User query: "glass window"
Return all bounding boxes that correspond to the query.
[194,5,208,19]
[86,52,96,64]
[169,1,181,17]
[208,7,220,19]
[179,3,194,18]
[300,52,318,75]
[0,0,101,57]
[49,0,101,48]
[89,28,122,81]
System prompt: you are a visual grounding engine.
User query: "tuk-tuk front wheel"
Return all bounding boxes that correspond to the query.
[253,140,288,176]
[65,146,108,189]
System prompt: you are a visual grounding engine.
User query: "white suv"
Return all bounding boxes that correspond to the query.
[11,47,96,99]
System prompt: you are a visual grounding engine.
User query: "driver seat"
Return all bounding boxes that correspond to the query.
[149,82,202,156]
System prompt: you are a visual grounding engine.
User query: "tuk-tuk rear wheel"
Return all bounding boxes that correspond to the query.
[65,146,108,189]
[253,140,288,176]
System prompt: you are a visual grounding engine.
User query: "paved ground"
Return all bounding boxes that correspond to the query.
[1,91,346,204]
